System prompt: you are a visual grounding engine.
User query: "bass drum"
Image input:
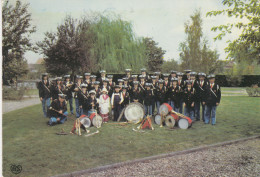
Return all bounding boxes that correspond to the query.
[154,114,162,125]
[178,117,192,129]
[165,114,176,128]
[79,115,91,128]
[89,113,103,128]
[159,103,173,116]
[124,102,145,123]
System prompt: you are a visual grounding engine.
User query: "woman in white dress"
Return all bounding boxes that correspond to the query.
[99,88,110,122]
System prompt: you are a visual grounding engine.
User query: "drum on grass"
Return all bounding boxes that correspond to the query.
[154,114,162,125]
[124,102,145,123]
[79,114,91,128]
[178,117,192,129]
[159,103,173,116]
[165,114,176,128]
[89,113,103,128]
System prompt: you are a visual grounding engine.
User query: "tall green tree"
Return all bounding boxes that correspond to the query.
[2,0,36,82]
[161,59,179,73]
[207,0,260,64]
[179,10,219,74]
[143,37,165,72]
[37,16,91,76]
[88,15,147,73]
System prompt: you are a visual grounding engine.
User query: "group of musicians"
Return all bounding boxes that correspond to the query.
[38,68,221,126]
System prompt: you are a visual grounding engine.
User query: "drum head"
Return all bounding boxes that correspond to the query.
[154,114,162,125]
[165,115,176,128]
[124,103,145,123]
[159,104,171,116]
[92,114,103,128]
[178,118,189,129]
[80,117,91,128]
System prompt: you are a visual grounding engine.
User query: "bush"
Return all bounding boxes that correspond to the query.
[3,87,26,100]
[246,86,260,97]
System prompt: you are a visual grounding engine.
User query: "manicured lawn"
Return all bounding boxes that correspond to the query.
[2,96,260,177]
[221,87,246,92]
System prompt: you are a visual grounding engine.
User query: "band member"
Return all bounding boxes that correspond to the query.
[125,69,133,83]
[101,78,111,94]
[131,75,138,87]
[48,94,68,126]
[73,75,83,118]
[87,90,99,117]
[98,70,106,85]
[151,76,157,115]
[183,81,195,121]
[203,74,221,125]
[139,75,146,90]
[99,88,110,123]
[177,72,186,113]
[90,75,97,90]
[140,68,150,82]
[163,73,170,89]
[121,85,130,108]
[194,73,208,122]
[169,78,181,112]
[123,77,131,91]
[170,70,177,80]
[190,72,197,88]
[143,83,154,117]
[51,77,65,100]
[130,81,142,103]
[38,73,52,117]
[154,72,161,81]
[78,84,89,116]
[93,81,101,98]
[63,75,74,115]
[111,85,124,121]
[184,69,192,81]
[107,75,115,97]
[83,73,91,90]
[155,79,167,114]
[116,79,122,91]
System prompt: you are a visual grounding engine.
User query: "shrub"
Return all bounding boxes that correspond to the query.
[3,87,26,100]
[246,86,260,97]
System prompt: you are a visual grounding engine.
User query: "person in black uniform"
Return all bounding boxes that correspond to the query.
[130,81,143,104]
[98,70,106,85]
[90,75,97,90]
[38,73,52,117]
[111,85,124,121]
[48,94,68,126]
[139,75,146,91]
[83,73,91,91]
[121,85,130,109]
[163,73,170,89]
[143,83,154,117]
[123,77,131,91]
[131,75,138,87]
[155,79,167,114]
[154,72,161,81]
[78,83,89,116]
[151,76,158,115]
[118,79,124,91]
[169,78,181,112]
[183,80,195,121]
[203,74,221,125]
[177,72,186,113]
[63,75,74,115]
[73,75,83,118]
[169,70,177,80]
[101,78,111,95]
[93,81,101,98]
[87,90,99,117]
[184,69,192,81]
[51,77,65,101]
[140,68,150,82]
[195,73,208,122]
[125,69,133,84]
[107,75,115,97]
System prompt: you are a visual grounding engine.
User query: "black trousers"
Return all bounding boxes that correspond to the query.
[113,103,121,121]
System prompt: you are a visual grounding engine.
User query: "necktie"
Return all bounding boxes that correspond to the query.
[201,81,203,87]
[211,84,213,88]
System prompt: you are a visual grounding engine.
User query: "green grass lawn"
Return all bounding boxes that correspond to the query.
[221,87,246,92]
[3,96,260,177]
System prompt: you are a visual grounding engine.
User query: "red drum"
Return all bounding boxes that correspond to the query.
[89,113,103,128]
[79,114,91,128]
[159,103,173,116]
[178,117,192,129]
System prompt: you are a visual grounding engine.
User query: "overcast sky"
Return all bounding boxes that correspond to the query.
[9,0,242,64]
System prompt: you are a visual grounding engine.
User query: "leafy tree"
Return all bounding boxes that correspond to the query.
[207,0,260,64]
[179,10,219,74]
[2,0,36,83]
[143,37,165,72]
[37,16,91,76]
[161,59,179,73]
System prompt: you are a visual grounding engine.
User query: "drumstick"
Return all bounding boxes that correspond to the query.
[117,107,126,122]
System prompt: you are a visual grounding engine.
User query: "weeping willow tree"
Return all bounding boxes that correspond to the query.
[88,15,148,73]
